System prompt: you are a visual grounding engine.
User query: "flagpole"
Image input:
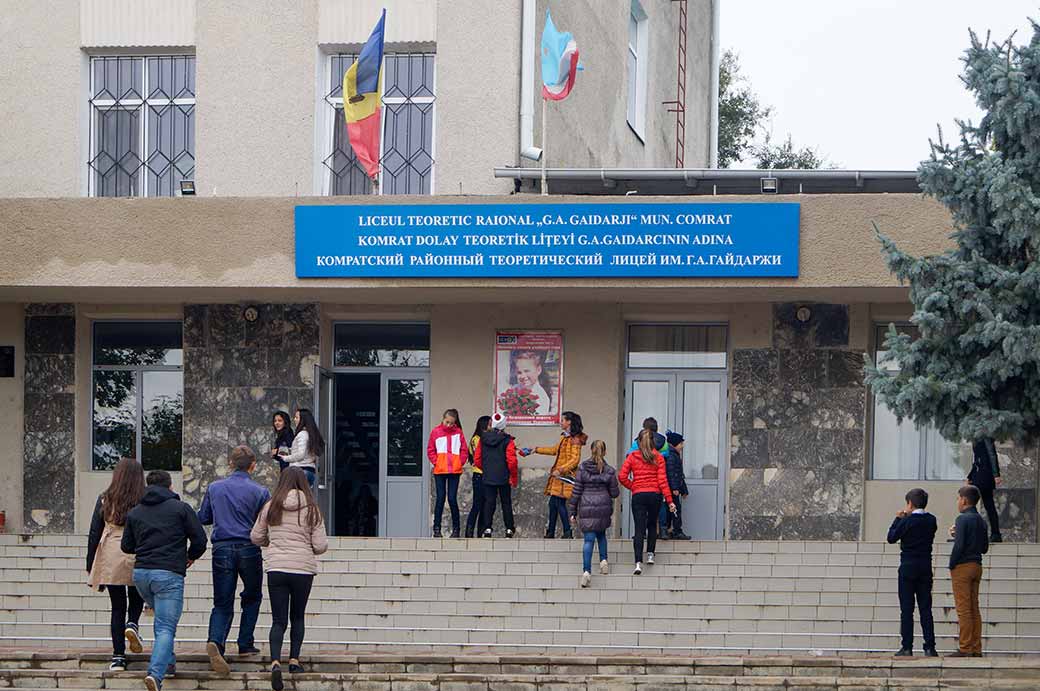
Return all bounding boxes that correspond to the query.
[540,97,548,196]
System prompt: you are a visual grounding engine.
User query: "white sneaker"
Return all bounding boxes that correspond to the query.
[580,571,591,588]
[600,559,609,575]
[633,562,642,575]
[647,552,655,565]
[482,528,493,538]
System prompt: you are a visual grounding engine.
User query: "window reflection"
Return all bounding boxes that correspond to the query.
[628,325,727,368]
[334,323,430,367]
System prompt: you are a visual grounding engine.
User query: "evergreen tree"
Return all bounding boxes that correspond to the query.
[866,26,1040,443]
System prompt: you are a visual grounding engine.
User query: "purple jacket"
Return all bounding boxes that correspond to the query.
[567,459,620,534]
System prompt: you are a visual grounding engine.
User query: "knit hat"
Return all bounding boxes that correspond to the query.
[666,430,685,447]
[491,412,508,430]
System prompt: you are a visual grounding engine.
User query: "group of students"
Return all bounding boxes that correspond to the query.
[86,408,330,691]
[427,409,691,585]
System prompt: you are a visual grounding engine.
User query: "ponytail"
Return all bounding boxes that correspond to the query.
[590,439,607,473]
[637,429,657,464]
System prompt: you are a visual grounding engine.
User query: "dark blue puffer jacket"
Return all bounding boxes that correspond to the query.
[665,448,688,496]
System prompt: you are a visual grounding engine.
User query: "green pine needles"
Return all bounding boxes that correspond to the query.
[866,24,1040,444]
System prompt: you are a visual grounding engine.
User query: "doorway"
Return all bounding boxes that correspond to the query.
[313,323,431,537]
[622,324,728,540]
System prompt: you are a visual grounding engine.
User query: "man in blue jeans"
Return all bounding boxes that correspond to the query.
[197,445,271,674]
[122,470,207,691]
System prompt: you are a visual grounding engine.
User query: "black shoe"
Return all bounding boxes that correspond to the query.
[924,647,938,657]
[109,656,127,671]
[482,528,493,538]
[991,534,1003,543]
[432,528,442,538]
[671,531,693,540]
[894,648,913,657]
[464,529,474,538]
[947,650,971,657]
[166,663,176,677]
[505,528,515,538]
[450,528,461,538]
[238,646,261,656]
[658,530,670,540]
[288,662,305,674]
[543,531,555,538]
[562,533,573,539]
[270,664,283,691]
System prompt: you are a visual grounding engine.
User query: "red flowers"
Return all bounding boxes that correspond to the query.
[498,387,540,416]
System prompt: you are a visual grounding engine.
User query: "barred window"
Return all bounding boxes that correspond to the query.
[323,53,435,195]
[88,56,196,197]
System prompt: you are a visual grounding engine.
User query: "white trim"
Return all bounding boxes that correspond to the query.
[626,1,649,142]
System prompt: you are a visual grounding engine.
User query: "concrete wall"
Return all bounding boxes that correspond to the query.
[0,305,24,533]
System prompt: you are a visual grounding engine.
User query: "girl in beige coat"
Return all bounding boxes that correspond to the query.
[86,457,146,671]
[251,468,328,691]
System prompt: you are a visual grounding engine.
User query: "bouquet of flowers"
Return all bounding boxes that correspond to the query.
[497,387,540,416]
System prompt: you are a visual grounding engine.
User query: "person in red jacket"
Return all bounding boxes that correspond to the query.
[475,413,520,538]
[619,429,676,575]
[426,409,468,538]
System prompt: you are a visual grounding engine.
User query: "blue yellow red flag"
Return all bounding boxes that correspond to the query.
[343,9,386,179]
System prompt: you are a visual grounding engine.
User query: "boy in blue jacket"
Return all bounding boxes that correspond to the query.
[886,488,938,657]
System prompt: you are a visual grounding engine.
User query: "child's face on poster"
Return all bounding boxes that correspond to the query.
[515,357,542,388]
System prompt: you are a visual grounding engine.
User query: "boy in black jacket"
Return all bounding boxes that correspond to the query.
[948,485,989,657]
[659,431,690,540]
[886,488,937,657]
[122,471,207,691]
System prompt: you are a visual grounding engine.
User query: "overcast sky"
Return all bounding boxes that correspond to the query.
[721,0,1036,170]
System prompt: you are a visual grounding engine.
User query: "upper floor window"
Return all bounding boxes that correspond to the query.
[627,324,728,368]
[88,56,196,197]
[627,1,649,141]
[92,321,183,471]
[323,53,435,195]
[871,324,969,480]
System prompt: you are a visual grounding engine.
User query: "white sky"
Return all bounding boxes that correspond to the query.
[721,0,1036,169]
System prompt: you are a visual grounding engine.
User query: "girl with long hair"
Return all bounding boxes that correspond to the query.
[426,408,468,537]
[271,411,295,472]
[251,467,328,691]
[568,440,620,588]
[619,429,676,575]
[465,415,492,538]
[520,410,587,538]
[86,457,147,670]
[278,408,326,490]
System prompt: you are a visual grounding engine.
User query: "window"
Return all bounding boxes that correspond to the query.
[323,53,435,195]
[88,56,196,197]
[334,323,430,367]
[626,1,649,140]
[627,324,727,368]
[92,322,183,471]
[871,324,969,480]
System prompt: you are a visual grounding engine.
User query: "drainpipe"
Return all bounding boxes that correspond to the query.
[519,0,543,161]
[708,0,721,168]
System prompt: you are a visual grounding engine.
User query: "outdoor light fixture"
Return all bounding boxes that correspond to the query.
[760,177,778,194]
[243,306,259,323]
[796,306,813,323]
[179,180,196,196]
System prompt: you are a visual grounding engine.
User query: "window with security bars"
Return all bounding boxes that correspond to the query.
[324,53,435,195]
[88,56,196,197]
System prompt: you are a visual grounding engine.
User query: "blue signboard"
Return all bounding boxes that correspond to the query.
[295,202,799,278]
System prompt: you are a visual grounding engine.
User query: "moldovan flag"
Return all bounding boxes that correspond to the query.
[343,9,386,179]
[541,10,580,100]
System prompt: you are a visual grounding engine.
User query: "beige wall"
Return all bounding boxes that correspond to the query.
[0,305,24,533]
[0,194,955,303]
[0,0,82,197]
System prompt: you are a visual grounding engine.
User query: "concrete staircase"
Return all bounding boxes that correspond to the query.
[0,535,1037,656]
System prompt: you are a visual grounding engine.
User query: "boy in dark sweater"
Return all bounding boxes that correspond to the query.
[886,488,937,657]
[948,485,989,657]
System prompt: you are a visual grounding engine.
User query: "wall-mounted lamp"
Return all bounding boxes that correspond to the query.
[760,177,778,194]
[179,180,196,196]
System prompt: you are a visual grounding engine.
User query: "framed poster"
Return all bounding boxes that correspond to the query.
[494,331,563,426]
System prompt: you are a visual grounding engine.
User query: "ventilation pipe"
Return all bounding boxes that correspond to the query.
[519,0,543,161]
[708,0,721,168]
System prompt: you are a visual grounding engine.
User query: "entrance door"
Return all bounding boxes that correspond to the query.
[382,374,430,536]
[313,365,335,529]
[622,372,727,539]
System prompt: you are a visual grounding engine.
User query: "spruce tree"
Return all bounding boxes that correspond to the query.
[866,25,1040,444]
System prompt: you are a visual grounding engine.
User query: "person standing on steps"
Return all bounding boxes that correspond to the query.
[968,437,1003,542]
[270,411,295,472]
[887,488,938,657]
[948,485,989,657]
[476,413,519,538]
[87,457,147,671]
[250,467,328,691]
[197,446,271,674]
[619,429,675,575]
[567,440,619,588]
[277,408,325,491]
[519,411,587,539]
[659,431,690,541]
[121,470,208,691]
[465,415,492,538]
[426,408,468,538]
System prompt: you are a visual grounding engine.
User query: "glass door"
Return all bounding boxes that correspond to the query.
[622,374,675,537]
[313,365,335,531]
[381,373,430,536]
[678,374,727,539]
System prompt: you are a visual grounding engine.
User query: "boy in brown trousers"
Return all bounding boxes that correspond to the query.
[948,485,989,656]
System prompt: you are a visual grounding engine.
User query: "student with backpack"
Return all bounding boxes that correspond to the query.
[567,440,620,588]
[887,488,938,657]
[476,413,519,538]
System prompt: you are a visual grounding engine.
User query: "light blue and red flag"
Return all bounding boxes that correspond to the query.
[343,9,386,179]
[541,10,581,100]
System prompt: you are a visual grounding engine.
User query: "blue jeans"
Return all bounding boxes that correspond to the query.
[302,467,317,490]
[207,542,263,653]
[133,568,185,684]
[546,496,571,537]
[583,531,608,573]
[433,474,461,533]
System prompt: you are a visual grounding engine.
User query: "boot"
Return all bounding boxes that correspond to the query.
[432,527,442,538]
[464,528,474,538]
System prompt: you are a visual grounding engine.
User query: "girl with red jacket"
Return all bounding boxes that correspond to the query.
[426,409,468,538]
[475,413,520,538]
[619,429,676,574]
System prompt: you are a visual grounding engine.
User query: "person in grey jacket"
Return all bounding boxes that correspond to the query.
[567,440,620,588]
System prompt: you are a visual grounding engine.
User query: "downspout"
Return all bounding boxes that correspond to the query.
[519,0,543,161]
[708,0,721,168]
